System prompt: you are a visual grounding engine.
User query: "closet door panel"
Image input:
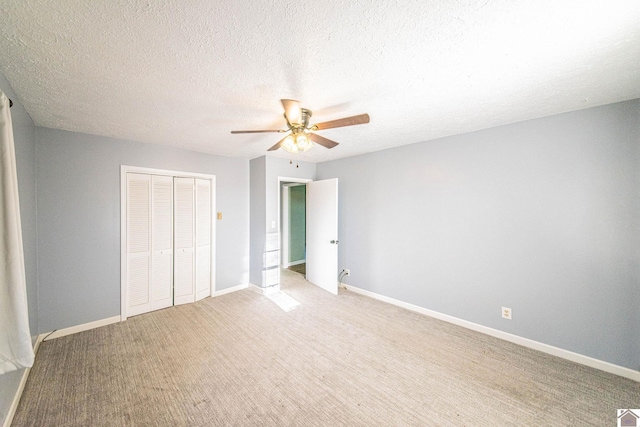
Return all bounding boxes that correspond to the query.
[151,175,174,311]
[127,255,150,316]
[126,173,151,316]
[174,250,194,302]
[124,171,213,317]
[152,254,172,306]
[195,179,211,301]
[196,179,211,245]
[195,246,211,299]
[174,177,195,305]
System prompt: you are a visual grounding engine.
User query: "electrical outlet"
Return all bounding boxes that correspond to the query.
[502,307,512,320]
[344,269,350,276]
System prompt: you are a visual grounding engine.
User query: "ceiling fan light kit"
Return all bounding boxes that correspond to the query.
[282,132,313,153]
[231,99,370,154]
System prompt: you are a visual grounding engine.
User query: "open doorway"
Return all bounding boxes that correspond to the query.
[279,177,311,277]
[278,176,340,294]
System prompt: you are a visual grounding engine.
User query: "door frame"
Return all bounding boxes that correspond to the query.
[120,165,216,321]
[277,177,312,268]
[281,182,307,268]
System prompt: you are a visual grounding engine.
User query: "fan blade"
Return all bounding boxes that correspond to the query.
[313,113,370,130]
[267,135,290,151]
[308,133,339,149]
[231,129,283,134]
[281,99,302,124]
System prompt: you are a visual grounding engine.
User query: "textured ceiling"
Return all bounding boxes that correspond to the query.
[0,1,639,163]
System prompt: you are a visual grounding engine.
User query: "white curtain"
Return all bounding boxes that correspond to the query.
[0,90,34,374]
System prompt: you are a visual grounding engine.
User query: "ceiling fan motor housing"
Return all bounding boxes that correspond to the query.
[286,108,312,129]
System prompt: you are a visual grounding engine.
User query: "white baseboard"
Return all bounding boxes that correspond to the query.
[342,283,640,383]
[4,316,122,426]
[39,315,121,342]
[3,368,30,427]
[213,283,248,297]
[3,335,45,427]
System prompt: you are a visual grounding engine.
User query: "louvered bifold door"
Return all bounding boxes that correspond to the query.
[174,177,195,305]
[195,179,211,301]
[126,173,152,316]
[151,175,174,311]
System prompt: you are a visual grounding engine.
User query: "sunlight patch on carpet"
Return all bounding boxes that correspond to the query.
[266,291,301,312]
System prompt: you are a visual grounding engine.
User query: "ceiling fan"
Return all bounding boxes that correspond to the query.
[231,99,370,153]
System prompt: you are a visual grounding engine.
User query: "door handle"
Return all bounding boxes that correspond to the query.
[330,240,339,244]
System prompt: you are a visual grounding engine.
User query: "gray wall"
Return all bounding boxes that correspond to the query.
[317,99,640,371]
[0,74,37,424]
[36,128,250,333]
[249,156,266,286]
[289,185,306,263]
[634,103,640,371]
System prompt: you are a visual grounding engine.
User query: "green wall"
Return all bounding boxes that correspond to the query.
[289,185,306,263]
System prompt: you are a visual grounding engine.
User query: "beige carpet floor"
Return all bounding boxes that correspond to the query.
[12,269,640,426]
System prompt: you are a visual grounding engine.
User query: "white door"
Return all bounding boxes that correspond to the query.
[174,177,195,305]
[306,178,339,295]
[195,178,211,301]
[151,175,173,311]
[126,173,152,316]
[122,167,215,319]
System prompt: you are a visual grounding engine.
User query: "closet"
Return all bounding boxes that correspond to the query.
[123,170,213,318]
